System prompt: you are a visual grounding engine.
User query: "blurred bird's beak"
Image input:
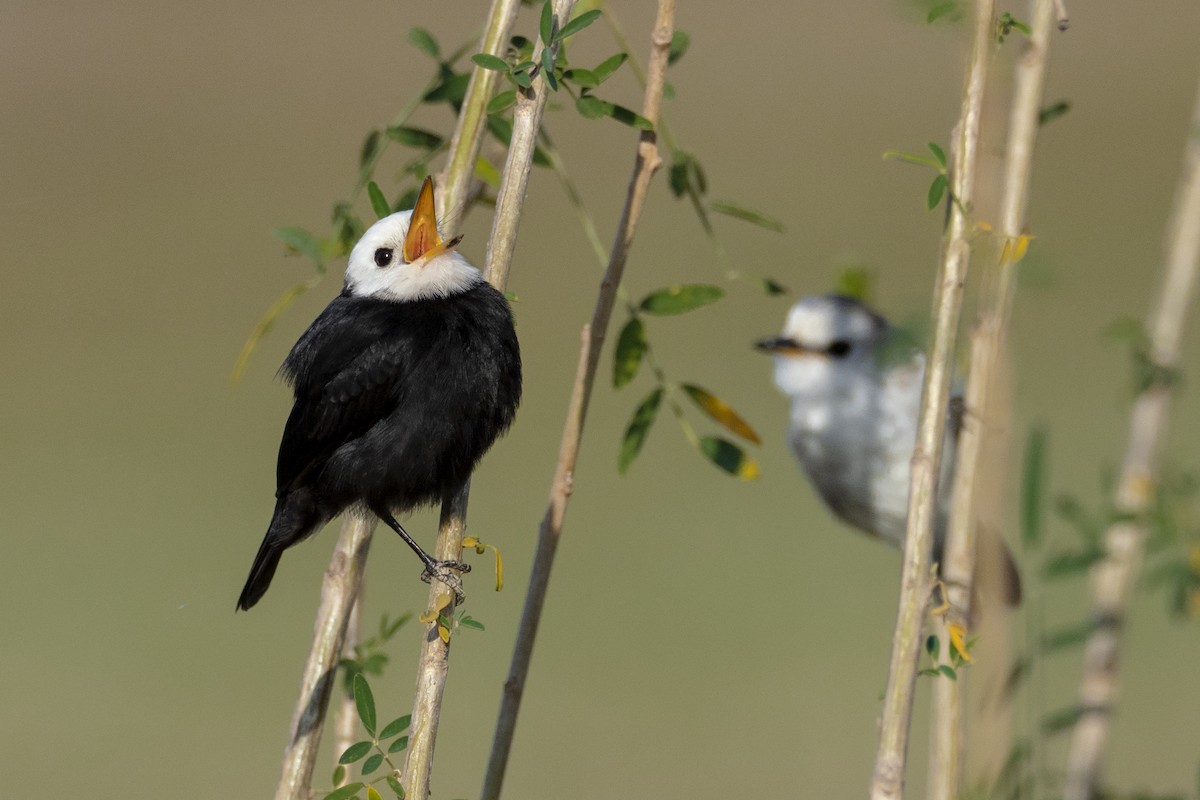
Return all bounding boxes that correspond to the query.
[403,177,462,265]
[755,336,809,356]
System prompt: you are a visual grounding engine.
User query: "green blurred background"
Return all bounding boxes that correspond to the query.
[4,1,1200,797]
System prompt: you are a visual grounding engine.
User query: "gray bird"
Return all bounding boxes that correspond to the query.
[756,294,1019,604]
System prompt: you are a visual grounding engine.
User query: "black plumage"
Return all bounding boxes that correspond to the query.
[237,280,521,611]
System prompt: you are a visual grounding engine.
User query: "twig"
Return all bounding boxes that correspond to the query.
[1052,0,1069,31]
[479,3,675,799]
[1062,76,1200,800]
[331,587,364,768]
[401,4,578,799]
[869,1,996,798]
[273,515,373,800]
[927,1,1055,796]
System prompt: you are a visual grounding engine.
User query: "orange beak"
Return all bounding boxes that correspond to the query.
[402,177,461,265]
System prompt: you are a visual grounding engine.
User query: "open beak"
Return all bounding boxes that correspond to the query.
[402,177,462,265]
[754,336,808,356]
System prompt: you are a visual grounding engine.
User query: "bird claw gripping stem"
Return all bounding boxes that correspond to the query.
[421,560,471,605]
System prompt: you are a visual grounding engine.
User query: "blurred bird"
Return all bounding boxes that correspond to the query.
[237,178,522,611]
[756,294,1019,605]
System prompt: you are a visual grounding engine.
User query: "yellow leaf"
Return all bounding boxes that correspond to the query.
[462,536,479,548]
[494,546,504,592]
[418,609,438,624]
[438,623,451,644]
[368,787,384,800]
[434,592,454,613]
[737,458,760,481]
[948,622,973,663]
[682,384,762,444]
[976,220,994,233]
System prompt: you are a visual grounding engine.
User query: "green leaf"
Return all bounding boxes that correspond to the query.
[362,753,384,775]
[613,317,647,388]
[925,635,940,657]
[1041,705,1086,735]
[607,102,654,130]
[385,126,444,150]
[367,182,391,220]
[681,384,761,444]
[274,226,324,267]
[387,775,406,797]
[1039,100,1071,126]
[360,129,381,171]
[353,674,376,735]
[668,157,690,197]
[540,46,558,90]
[486,115,514,145]
[1043,547,1106,579]
[511,69,533,89]
[927,141,947,167]
[323,783,366,800]
[379,714,411,739]
[834,265,873,302]
[1020,426,1047,547]
[459,616,485,630]
[387,735,410,754]
[332,764,347,787]
[668,30,690,65]
[928,174,948,209]
[758,277,787,296]
[339,741,373,765]
[592,53,628,83]
[424,69,471,105]
[926,2,960,23]
[563,68,599,88]
[539,0,555,46]
[556,9,602,42]
[618,388,663,473]
[698,436,759,479]
[710,201,784,233]
[937,665,958,681]
[1040,620,1097,654]
[471,53,510,72]
[408,28,439,58]
[882,149,943,169]
[487,90,517,114]
[639,284,724,315]
[575,95,608,119]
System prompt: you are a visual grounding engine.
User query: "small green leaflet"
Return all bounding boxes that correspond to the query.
[360,129,381,171]
[834,266,873,302]
[1039,101,1071,126]
[680,384,761,444]
[541,46,558,90]
[362,753,384,775]
[592,53,628,84]
[353,673,376,735]
[387,775,406,797]
[928,174,948,209]
[338,741,373,765]
[367,182,391,219]
[273,227,324,267]
[613,317,647,388]
[556,10,602,42]
[698,436,758,479]
[472,53,509,71]
[710,201,784,233]
[539,0,555,46]
[323,783,365,800]
[379,714,411,739]
[487,90,517,115]
[927,141,947,167]
[618,388,663,473]
[386,126,443,150]
[563,68,599,89]
[668,31,690,65]
[388,735,410,754]
[408,27,439,58]
[639,284,723,315]
[575,96,653,129]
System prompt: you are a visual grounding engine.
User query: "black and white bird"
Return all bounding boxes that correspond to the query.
[756,294,1019,604]
[237,178,521,611]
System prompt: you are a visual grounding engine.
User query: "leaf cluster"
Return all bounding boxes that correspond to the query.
[339,613,413,695]
[325,675,412,800]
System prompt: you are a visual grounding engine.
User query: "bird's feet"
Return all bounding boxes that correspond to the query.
[421,559,471,605]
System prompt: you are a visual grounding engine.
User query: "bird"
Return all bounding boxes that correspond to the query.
[756,293,1020,605]
[237,177,522,611]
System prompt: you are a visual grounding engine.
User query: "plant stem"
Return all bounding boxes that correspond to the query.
[927,1,1055,797]
[332,586,364,767]
[1062,75,1200,800]
[402,3,578,799]
[479,3,675,798]
[273,515,373,800]
[870,1,995,798]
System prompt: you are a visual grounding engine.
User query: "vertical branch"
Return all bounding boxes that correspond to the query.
[870,0,996,798]
[331,587,364,765]
[439,0,522,230]
[480,3,675,799]
[402,4,578,800]
[927,1,1055,797]
[273,517,373,800]
[1062,77,1200,800]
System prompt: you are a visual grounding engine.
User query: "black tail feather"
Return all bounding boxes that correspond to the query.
[237,535,284,611]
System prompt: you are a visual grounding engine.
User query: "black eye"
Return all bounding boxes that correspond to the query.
[373,248,394,267]
[827,340,852,358]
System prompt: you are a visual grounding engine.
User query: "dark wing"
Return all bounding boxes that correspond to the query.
[275,297,416,494]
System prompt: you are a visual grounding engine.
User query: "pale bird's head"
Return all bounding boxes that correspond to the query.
[344,177,481,302]
[755,294,890,398]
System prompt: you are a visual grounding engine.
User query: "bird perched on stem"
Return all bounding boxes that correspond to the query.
[237,177,522,611]
[756,294,1019,605]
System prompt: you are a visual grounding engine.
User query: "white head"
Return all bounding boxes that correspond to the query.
[344,178,482,302]
[756,294,889,398]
